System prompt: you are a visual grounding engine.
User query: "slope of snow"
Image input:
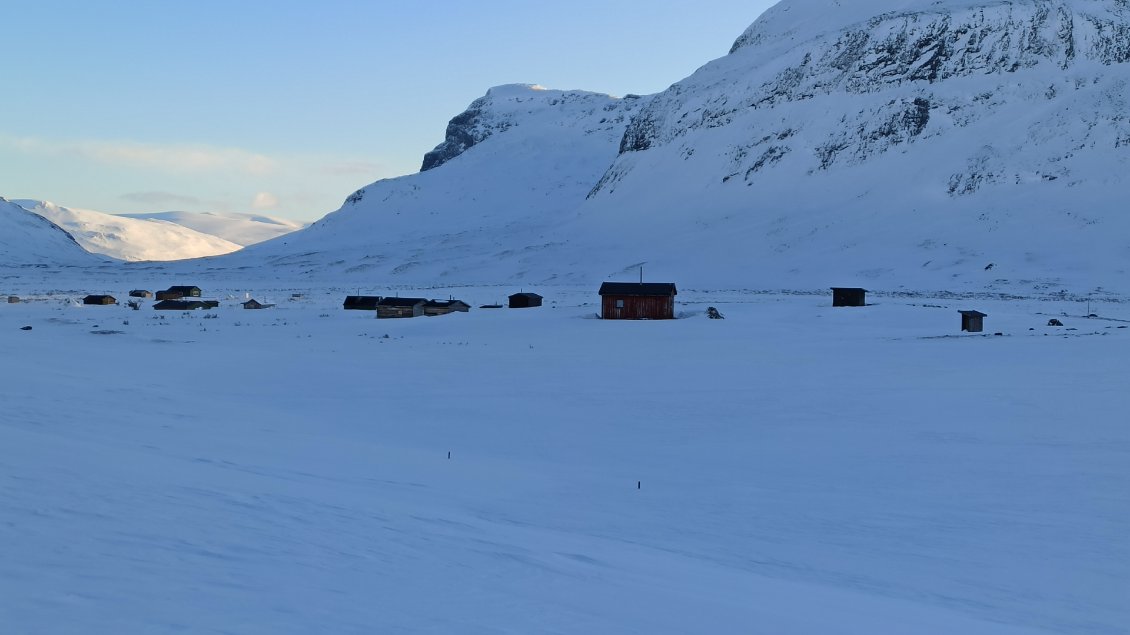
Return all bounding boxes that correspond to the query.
[0,197,106,267]
[225,84,648,280]
[0,284,1126,634]
[213,0,1130,297]
[15,200,244,262]
[117,210,308,247]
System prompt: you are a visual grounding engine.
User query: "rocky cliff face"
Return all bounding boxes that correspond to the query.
[600,0,1130,192]
[420,84,645,172]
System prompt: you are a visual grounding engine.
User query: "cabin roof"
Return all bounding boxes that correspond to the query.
[377,297,428,307]
[598,282,677,297]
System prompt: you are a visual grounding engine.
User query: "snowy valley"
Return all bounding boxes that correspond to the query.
[1,1,1128,634]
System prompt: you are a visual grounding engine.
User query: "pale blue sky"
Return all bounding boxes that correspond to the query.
[2,1,776,220]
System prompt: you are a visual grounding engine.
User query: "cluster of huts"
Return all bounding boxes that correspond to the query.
[343,292,545,318]
[75,285,280,311]
[67,280,989,332]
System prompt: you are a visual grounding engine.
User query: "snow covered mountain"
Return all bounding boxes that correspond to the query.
[0,197,107,267]
[116,211,307,247]
[142,1,1130,293]
[11,201,306,262]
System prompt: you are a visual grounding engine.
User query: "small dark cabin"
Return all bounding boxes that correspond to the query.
[243,299,274,309]
[128,290,153,298]
[598,282,677,320]
[156,286,202,300]
[83,295,117,305]
[154,299,206,310]
[509,292,543,309]
[376,297,428,319]
[424,299,471,316]
[831,287,867,307]
[959,310,987,333]
[343,295,382,310]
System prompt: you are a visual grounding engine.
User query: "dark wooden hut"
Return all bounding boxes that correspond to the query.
[343,295,381,310]
[243,299,274,309]
[424,299,471,316]
[153,300,213,311]
[831,287,867,307]
[128,290,153,298]
[83,295,117,305]
[959,310,987,333]
[156,286,201,300]
[508,292,543,308]
[598,282,677,320]
[376,297,427,319]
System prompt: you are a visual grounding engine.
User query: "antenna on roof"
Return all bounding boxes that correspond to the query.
[640,266,643,284]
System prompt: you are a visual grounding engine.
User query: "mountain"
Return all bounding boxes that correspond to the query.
[116,211,308,247]
[191,1,1130,293]
[13,200,243,262]
[0,197,107,267]
[228,84,648,280]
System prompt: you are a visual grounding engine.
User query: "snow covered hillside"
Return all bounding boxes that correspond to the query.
[1,286,1126,634]
[0,197,107,267]
[222,84,647,281]
[10,200,307,262]
[117,210,307,247]
[14,200,243,262]
[223,0,1130,295]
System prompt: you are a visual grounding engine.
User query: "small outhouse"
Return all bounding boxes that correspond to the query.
[959,310,987,333]
[831,287,867,307]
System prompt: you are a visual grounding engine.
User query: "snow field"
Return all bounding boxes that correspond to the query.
[0,288,1126,634]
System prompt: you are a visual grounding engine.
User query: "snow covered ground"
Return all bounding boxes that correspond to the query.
[1,283,1125,634]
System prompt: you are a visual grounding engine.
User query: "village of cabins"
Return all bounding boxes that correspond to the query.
[0,283,1001,332]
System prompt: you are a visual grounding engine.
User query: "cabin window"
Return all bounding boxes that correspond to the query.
[615,299,625,309]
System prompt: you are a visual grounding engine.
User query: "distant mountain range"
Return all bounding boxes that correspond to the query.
[8,200,306,262]
[4,0,1129,293]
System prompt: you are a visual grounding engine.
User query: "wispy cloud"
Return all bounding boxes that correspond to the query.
[6,136,277,176]
[251,192,279,210]
[120,191,206,207]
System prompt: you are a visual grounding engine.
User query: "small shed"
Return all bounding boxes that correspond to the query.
[831,287,867,307]
[509,292,543,308]
[243,299,274,309]
[424,299,471,316]
[598,282,677,320]
[83,295,117,305]
[343,295,382,310]
[376,297,427,319]
[128,290,153,298]
[7,296,19,304]
[959,310,987,333]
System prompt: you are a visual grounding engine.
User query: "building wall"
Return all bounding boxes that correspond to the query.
[601,295,674,320]
[509,295,542,308]
[377,305,423,318]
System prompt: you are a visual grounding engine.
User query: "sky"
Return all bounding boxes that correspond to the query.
[1,0,777,221]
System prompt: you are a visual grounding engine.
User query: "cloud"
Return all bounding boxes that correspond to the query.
[251,192,279,210]
[120,191,205,207]
[5,136,277,176]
